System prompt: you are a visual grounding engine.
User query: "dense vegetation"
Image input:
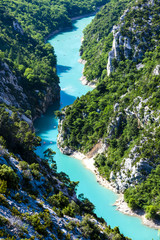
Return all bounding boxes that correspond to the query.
[60,46,160,157]
[0,0,133,238]
[80,0,132,82]
[1,0,108,38]
[0,0,108,116]
[58,0,160,220]
[124,165,160,219]
[0,108,131,240]
[0,105,41,159]
[0,6,58,115]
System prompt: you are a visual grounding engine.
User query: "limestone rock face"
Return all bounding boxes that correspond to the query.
[41,85,60,115]
[0,59,60,119]
[0,61,29,109]
[0,146,110,239]
[13,20,24,35]
[57,116,73,155]
[153,65,160,75]
[104,93,160,193]
[110,144,153,193]
[107,0,158,75]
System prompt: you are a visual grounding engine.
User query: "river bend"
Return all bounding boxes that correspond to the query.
[34,16,158,240]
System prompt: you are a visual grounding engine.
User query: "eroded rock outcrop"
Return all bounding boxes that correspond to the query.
[13,20,24,35]
[107,0,159,75]
[0,61,29,109]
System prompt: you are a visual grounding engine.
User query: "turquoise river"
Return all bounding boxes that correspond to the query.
[34,15,158,240]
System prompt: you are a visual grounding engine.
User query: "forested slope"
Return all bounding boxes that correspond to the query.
[80,0,132,82]
[58,0,160,221]
[0,0,108,117]
[0,0,132,239]
[0,105,131,239]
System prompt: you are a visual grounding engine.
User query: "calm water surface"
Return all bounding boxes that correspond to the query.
[34,16,158,240]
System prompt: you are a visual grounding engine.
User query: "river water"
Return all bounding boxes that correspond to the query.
[34,16,158,240]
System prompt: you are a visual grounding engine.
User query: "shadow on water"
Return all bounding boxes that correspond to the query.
[34,100,60,133]
[34,91,77,157]
[48,25,78,41]
[60,90,77,107]
[35,15,159,240]
[34,91,76,134]
[57,65,72,75]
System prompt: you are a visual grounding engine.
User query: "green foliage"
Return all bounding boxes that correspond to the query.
[62,200,80,217]
[78,194,95,214]
[11,206,21,216]
[124,165,160,216]
[0,136,6,147]
[65,221,76,231]
[26,213,48,236]
[59,0,160,220]
[0,7,59,115]
[128,198,138,210]
[80,0,131,82]
[80,215,106,240]
[48,191,69,209]
[19,161,29,170]
[0,164,19,189]
[43,148,57,170]
[2,0,108,38]
[0,179,7,194]
[0,215,9,226]
[0,0,109,116]
[146,205,157,220]
[29,163,41,180]
[0,107,41,158]
[0,194,9,208]
[39,209,53,230]
[57,171,79,194]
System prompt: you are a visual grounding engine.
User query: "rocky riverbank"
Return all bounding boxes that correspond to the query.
[78,58,96,88]
[71,150,160,230]
[57,126,160,230]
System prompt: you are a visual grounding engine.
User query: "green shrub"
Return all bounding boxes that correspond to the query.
[146,205,157,219]
[22,170,32,181]
[80,215,102,240]
[0,136,6,147]
[29,163,39,171]
[31,169,41,180]
[0,215,9,226]
[79,195,95,214]
[26,213,47,236]
[128,198,138,210]
[0,164,19,189]
[0,179,7,194]
[48,191,69,209]
[65,221,76,231]
[62,201,80,217]
[0,194,9,208]
[19,161,29,170]
[11,206,21,216]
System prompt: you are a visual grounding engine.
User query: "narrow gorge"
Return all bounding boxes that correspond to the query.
[0,0,159,239]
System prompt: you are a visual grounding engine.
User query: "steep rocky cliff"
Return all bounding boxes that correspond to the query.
[0,1,133,239]
[0,10,60,120]
[57,0,160,221]
[0,114,130,239]
[107,0,160,75]
[0,61,29,109]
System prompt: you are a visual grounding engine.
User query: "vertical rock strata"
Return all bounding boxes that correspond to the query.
[107,0,159,75]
